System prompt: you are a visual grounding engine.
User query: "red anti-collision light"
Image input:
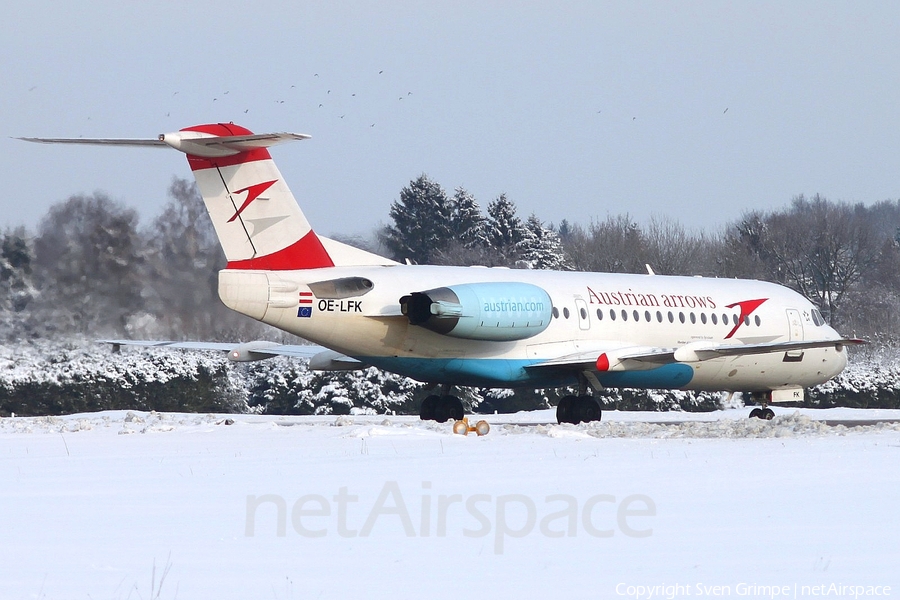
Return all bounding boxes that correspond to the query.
[596,353,610,371]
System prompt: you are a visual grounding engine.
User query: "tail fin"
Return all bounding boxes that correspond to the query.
[170,123,333,270]
[20,122,397,269]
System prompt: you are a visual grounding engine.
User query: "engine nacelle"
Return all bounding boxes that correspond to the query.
[399,282,553,341]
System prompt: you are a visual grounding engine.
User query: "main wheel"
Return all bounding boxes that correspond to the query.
[760,408,775,420]
[574,396,602,423]
[420,395,439,421]
[557,395,577,424]
[433,395,464,422]
[749,408,762,419]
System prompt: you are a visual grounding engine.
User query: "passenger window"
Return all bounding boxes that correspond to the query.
[700,313,707,324]
[552,307,559,319]
[563,307,570,319]
[679,312,685,324]
[754,315,761,326]
[744,316,750,325]
[610,309,616,321]
[668,311,674,323]
[645,310,651,322]
[596,308,603,320]
[656,311,662,322]
[711,313,718,325]
[633,310,639,321]
[689,313,696,324]
[621,309,628,321]
[580,307,587,320]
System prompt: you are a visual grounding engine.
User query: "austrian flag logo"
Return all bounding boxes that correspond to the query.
[298,292,314,318]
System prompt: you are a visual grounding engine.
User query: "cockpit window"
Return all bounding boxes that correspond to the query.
[811,308,826,326]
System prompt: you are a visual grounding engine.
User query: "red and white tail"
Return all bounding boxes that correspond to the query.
[21,122,395,270]
[165,123,333,270]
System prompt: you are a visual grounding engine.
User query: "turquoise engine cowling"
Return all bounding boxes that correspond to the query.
[399,282,553,341]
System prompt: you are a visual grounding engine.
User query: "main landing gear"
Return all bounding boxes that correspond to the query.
[556,395,602,425]
[418,386,490,436]
[419,392,464,423]
[747,391,775,420]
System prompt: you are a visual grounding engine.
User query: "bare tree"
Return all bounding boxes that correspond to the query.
[141,178,275,340]
[563,215,645,273]
[733,195,881,325]
[33,193,144,334]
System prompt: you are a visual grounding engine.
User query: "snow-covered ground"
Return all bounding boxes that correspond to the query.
[2,409,899,599]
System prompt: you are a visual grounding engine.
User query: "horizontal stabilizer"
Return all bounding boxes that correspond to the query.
[18,136,167,147]
[19,131,310,158]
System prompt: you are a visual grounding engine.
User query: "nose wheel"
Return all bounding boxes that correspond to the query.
[749,407,775,420]
[747,392,775,420]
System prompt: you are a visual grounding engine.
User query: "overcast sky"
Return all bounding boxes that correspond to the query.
[2,1,899,240]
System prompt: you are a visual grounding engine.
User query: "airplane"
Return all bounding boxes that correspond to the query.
[21,123,864,424]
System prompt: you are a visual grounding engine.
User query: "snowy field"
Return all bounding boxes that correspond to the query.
[2,408,899,600]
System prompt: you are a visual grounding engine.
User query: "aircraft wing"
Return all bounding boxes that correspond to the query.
[528,337,865,372]
[99,339,364,369]
[670,337,866,361]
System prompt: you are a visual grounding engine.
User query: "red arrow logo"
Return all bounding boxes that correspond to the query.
[724,298,768,339]
[227,180,278,223]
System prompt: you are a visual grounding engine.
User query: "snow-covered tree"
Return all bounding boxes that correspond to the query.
[519,214,571,270]
[486,194,528,265]
[450,187,489,249]
[380,175,455,264]
[0,229,35,312]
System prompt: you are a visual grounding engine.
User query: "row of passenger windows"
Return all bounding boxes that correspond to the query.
[551,306,763,327]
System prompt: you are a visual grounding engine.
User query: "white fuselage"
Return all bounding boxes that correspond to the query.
[219,264,848,392]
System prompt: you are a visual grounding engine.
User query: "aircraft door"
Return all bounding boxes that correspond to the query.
[574,298,590,331]
[786,308,804,341]
[785,308,804,360]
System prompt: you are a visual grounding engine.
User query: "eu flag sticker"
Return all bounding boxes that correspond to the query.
[298,291,314,318]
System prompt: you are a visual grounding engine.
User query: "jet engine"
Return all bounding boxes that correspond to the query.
[399,282,553,341]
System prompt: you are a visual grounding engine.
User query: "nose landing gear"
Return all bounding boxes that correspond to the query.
[747,392,775,420]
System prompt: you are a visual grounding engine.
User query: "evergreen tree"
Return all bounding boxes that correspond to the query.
[0,228,35,313]
[380,175,455,264]
[486,194,527,265]
[450,187,489,249]
[520,214,571,270]
[0,228,37,339]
